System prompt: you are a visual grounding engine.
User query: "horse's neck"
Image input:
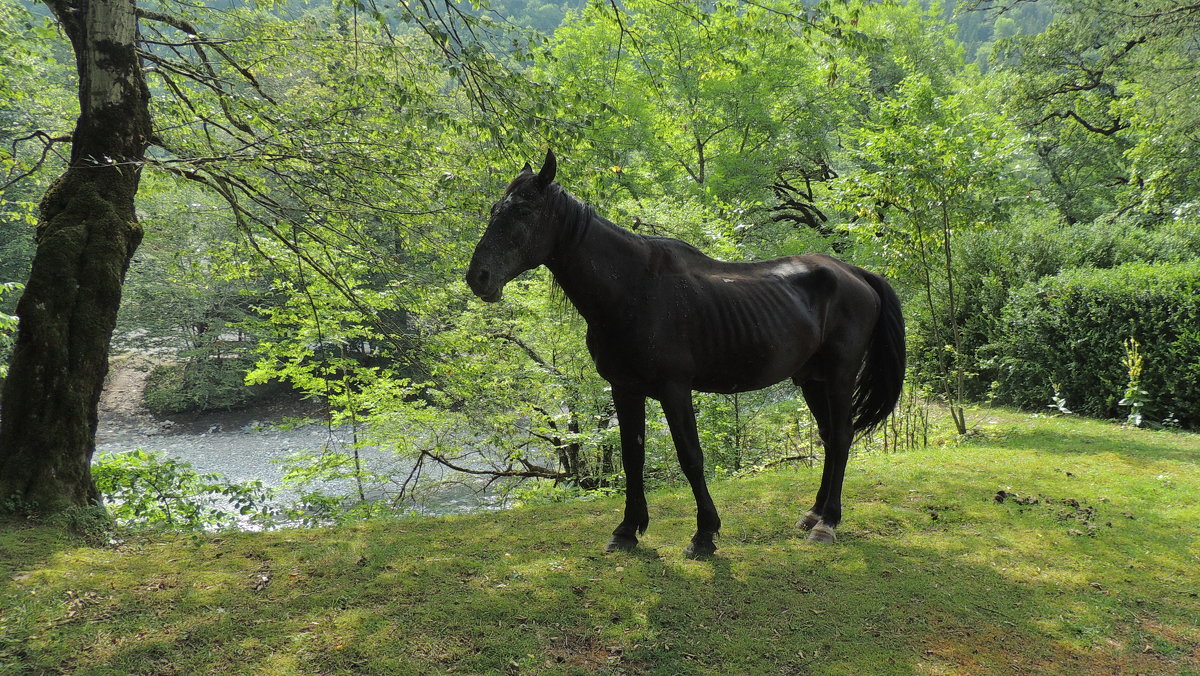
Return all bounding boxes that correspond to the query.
[545,215,647,324]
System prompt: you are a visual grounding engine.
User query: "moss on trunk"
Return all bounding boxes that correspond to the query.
[1,0,150,514]
[0,167,142,512]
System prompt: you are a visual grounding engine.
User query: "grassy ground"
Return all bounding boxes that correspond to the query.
[2,408,1198,675]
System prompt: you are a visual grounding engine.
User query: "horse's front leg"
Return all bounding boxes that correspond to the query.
[660,384,721,558]
[606,387,648,553]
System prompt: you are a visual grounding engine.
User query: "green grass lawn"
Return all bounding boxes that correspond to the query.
[2,409,1198,674]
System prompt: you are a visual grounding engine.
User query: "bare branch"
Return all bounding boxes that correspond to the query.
[1034,109,1129,135]
[2,131,72,191]
[492,333,565,379]
[763,454,819,468]
[136,7,275,104]
[418,449,568,480]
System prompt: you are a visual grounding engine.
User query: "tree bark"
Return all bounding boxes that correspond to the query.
[0,0,150,513]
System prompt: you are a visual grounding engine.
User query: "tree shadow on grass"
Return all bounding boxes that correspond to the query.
[0,515,68,574]
[0,512,113,668]
[8,465,1199,674]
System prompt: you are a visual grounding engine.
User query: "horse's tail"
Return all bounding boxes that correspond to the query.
[851,270,907,437]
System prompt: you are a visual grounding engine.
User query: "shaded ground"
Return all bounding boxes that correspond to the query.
[3,410,1198,674]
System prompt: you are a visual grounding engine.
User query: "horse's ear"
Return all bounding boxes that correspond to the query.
[521,161,533,173]
[536,149,557,187]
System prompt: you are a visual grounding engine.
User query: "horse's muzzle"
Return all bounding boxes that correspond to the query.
[466,264,503,302]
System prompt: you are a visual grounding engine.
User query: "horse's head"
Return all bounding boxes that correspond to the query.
[466,149,559,302]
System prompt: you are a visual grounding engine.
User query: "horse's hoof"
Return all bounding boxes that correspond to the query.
[797,511,821,530]
[684,534,717,559]
[605,535,638,553]
[807,524,837,544]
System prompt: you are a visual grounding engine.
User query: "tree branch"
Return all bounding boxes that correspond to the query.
[136,8,275,104]
[418,449,568,480]
[492,333,565,379]
[1034,109,1129,135]
[2,131,72,191]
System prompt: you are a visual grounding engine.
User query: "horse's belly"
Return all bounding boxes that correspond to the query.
[586,328,718,394]
[585,331,654,389]
[588,334,812,395]
[583,296,820,395]
[690,341,813,393]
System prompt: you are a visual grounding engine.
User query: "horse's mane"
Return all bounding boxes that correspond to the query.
[539,182,639,307]
[544,182,718,278]
[545,182,597,254]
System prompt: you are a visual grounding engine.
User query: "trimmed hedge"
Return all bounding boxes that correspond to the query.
[905,219,1200,400]
[991,261,1200,427]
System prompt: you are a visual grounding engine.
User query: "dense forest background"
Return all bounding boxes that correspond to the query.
[2,0,1198,514]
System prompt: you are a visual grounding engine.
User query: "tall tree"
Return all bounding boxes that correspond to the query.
[0,0,151,512]
[832,74,1023,434]
[0,0,547,514]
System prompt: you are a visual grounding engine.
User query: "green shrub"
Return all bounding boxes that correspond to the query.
[93,449,276,530]
[143,356,258,415]
[906,219,1200,399]
[0,281,21,380]
[990,261,1200,427]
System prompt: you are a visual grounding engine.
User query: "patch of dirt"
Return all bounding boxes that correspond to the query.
[100,352,164,420]
[543,635,631,672]
[993,490,1114,536]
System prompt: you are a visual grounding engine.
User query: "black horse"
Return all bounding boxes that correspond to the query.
[467,150,905,557]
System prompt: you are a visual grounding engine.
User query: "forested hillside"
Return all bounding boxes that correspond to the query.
[2,0,1198,515]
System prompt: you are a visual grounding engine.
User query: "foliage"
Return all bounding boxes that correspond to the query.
[92,449,276,531]
[992,261,1200,427]
[0,0,73,287]
[952,0,1054,71]
[541,0,875,249]
[421,277,628,488]
[142,358,262,416]
[458,0,584,34]
[4,0,1200,512]
[937,217,1200,400]
[4,411,1199,674]
[994,0,1200,224]
[0,281,19,379]
[832,56,1025,433]
[0,0,74,381]
[113,177,273,416]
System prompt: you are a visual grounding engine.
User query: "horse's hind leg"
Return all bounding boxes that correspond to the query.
[606,387,649,553]
[798,379,853,543]
[795,380,832,535]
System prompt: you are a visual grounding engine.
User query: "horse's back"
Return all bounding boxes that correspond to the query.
[587,241,883,395]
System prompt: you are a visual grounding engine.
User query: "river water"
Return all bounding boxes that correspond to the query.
[94,404,503,520]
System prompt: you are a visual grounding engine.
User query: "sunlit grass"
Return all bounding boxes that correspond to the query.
[2,407,1198,674]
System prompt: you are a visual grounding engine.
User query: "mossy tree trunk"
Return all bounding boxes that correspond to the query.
[0,0,151,513]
